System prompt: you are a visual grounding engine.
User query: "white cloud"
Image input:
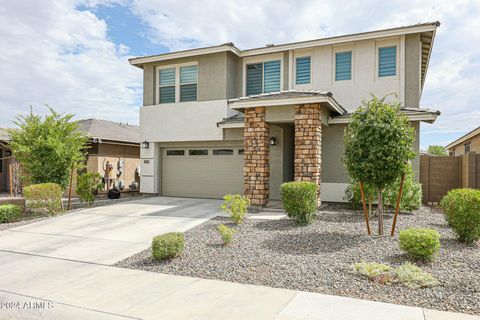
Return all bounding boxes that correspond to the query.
[1,0,479,148]
[130,0,480,145]
[0,0,142,127]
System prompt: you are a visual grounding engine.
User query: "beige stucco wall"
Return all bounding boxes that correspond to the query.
[142,52,229,106]
[321,124,349,184]
[404,34,422,108]
[449,134,480,156]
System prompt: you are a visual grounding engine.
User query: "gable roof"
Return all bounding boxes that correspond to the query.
[76,119,139,144]
[445,126,480,150]
[129,22,439,87]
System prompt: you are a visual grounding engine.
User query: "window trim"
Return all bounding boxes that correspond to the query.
[294,55,312,86]
[242,53,284,96]
[375,38,400,82]
[156,62,198,104]
[332,44,354,84]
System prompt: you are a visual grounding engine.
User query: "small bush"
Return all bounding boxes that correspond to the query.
[440,189,480,244]
[399,228,440,261]
[221,194,250,225]
[352,261,438,288]
[281,181,317,225]
[23,183,63,215]
[217,224,235,245]
[0,205,22,223]
[152,232,185,260]
[77,172,103,204]
[394,262,438,289]
[353,262,392,280]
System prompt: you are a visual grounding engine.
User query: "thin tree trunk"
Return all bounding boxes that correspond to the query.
[368,195,372,217]
[377,190,384,236]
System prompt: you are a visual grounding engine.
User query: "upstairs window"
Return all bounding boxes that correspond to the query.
[335,51,352,81]
[295,56,311,84]
[158,63,198,104]
[378,46,397,77]
[464,142,471,154]
[246,60,281,95]
[159,68,176,104]
[180,65,198,102]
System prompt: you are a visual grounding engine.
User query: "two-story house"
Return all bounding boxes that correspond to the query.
[130,22,440,206]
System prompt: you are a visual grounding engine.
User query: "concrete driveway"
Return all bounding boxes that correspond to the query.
[0,196,223,264]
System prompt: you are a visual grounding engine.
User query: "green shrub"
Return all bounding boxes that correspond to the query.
[281,181,317,225]
[0,205,22,223]
[23,183,63,215]
[399,228,440,261]
[152,232,185,261]
[217,224,235,245]
[221,194,250,225]
[384,164,422,212]
[76,172,103,204]
[440,189,480,244]
[394,262,438,288]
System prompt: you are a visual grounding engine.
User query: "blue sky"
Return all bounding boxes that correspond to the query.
[0,0,479,150]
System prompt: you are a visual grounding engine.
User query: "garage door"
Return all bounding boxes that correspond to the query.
[161,147,244,199]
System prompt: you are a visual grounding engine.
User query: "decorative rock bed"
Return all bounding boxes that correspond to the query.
[115,206,480,315]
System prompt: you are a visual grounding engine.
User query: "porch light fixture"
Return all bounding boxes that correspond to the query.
[141,141,150,149]
[269,137,277,146]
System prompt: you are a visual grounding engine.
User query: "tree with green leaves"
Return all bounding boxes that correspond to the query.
[427,145,447,156]
[344,96,415,235]
[9,106,88,189]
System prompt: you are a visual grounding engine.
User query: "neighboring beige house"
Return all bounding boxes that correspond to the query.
[445,126,480,156]
[130,22,441,205]
[0,120,141,193]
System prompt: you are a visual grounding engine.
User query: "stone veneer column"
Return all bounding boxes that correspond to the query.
[243,107,270,206]
[294,103,322,205]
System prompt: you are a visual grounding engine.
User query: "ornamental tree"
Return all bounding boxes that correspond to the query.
[427,145,447,156]
[344,96,415,235]
[9,106,88,189]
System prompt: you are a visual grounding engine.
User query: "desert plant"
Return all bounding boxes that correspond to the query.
[394,262,438,288]
[217,224,235,245]
[280,181,317,225]
[76,172,103,204]
[352,261,392,280]
[344,95,415,235]
[23,183,63,215]
[8,106,88,189]
[221,194,250,225]
[440,189,480,244]
[0,204,22,223]
[152,232,185,261]
[399,228,440,261]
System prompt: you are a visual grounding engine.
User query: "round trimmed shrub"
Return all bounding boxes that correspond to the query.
[440,189,480,244]
[399,228,440,261]
[152,232,185,261]
[280,181,317,225]
[0,204,22,223]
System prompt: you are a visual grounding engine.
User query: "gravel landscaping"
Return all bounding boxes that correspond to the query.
[116,205,480,315]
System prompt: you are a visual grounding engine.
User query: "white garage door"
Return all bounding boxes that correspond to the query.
[161,147,244,199]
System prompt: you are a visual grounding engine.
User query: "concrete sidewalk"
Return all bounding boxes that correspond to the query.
[0,197,478,319]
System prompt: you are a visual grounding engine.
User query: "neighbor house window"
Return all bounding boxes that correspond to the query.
[295,56,311,84]
[246,60,281,95]
[158,63,198,104]
[378,46,397,77]
[180,65,198,102]
[159,68,176,104]
[335,51,352,81]
[464,142,471,153]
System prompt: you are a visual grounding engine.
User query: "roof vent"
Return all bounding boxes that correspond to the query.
[224,42,235,47]
[265,43,274,47]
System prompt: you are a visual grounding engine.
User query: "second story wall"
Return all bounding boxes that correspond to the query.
[142,52,229,106]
